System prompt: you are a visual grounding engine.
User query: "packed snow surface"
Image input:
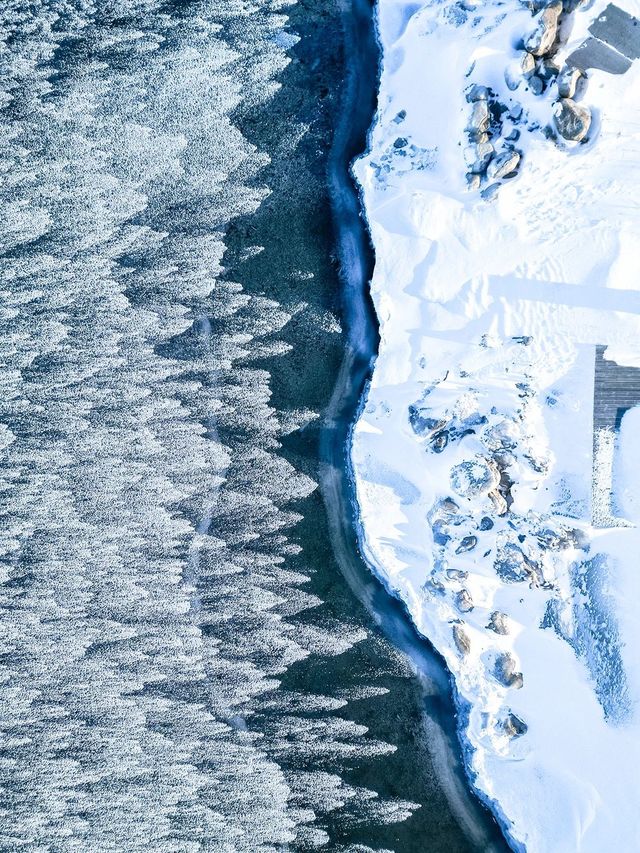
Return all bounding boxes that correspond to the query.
[352,0,640,849]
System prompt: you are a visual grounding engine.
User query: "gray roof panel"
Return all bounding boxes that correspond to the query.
[567,36,633,73]
[588,3,640,59]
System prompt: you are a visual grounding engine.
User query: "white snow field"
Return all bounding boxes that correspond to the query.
[352,0,640,849]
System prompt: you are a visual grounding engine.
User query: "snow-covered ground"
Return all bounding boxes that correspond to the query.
[352,0,640,849]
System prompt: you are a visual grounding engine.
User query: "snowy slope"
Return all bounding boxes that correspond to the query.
[352,0,640,849]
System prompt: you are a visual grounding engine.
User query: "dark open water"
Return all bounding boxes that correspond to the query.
[230,0,511,850]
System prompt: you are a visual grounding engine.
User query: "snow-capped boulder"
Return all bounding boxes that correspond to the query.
[487,150,521,179]
[525,1,562,57]
[553,97,591,140]
[557,65,582,98]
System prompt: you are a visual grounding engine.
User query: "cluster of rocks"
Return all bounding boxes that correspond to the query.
[494,652,524,689]
[503,712,528,738]
[450,456,512,516]
[517,0,592,142]
[410,371,594,742]
[371,131,438,184]
[464,85,522,196]
[409,403,488,454]
[487,610,510,635]
[494,538,545,586]
[462,0,600,191]
[370,110,439,185]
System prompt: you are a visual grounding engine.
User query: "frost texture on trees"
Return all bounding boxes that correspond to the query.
[0,1,414,849]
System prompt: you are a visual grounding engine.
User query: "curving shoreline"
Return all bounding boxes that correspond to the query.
[319,0,512,848]
[347,0,640,847]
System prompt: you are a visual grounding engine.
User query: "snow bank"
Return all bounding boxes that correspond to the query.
[352,0,640,849]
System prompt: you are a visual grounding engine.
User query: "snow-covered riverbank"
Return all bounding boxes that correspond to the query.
[352,0,640,849]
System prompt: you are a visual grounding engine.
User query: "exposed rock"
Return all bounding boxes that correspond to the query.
[408,407,446,436]
[505,128,521,142]
[529,74,545,95]
[447,568,469,580]
[494,541,538,583]
[432,519,451,546]
[509,671,524,689]
[480,182,501,202]
[450,459,500,498]
[472,140,495,173]
[520,51,536,77]
[466,84,490,102]
[488,489,508,515]
[528,0,562,9]
[497,473,515,513]
[487,611,510,634]
[455,535,478,554]
[425,577,446,596]
[466,100,490,135]
[479,516,494,531]
[494,652,524,688]
[466,172,481,191]
[536,526,577,550]
[494,450,516,471]
[538,56,560,80]
[557,65,582,98]
[524,451,550,474]
[430,430,449,452]
[517,380,534,399]
[525,1,562,57]
[430,500,465,539]
[455,588,474,612]
[509,103,523,121]
[476,139,495,160]
[453,624,471,656]
[503,712,528,738]
[487,150,521,180]
[440,497,460,515]
[553,97,591,141]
